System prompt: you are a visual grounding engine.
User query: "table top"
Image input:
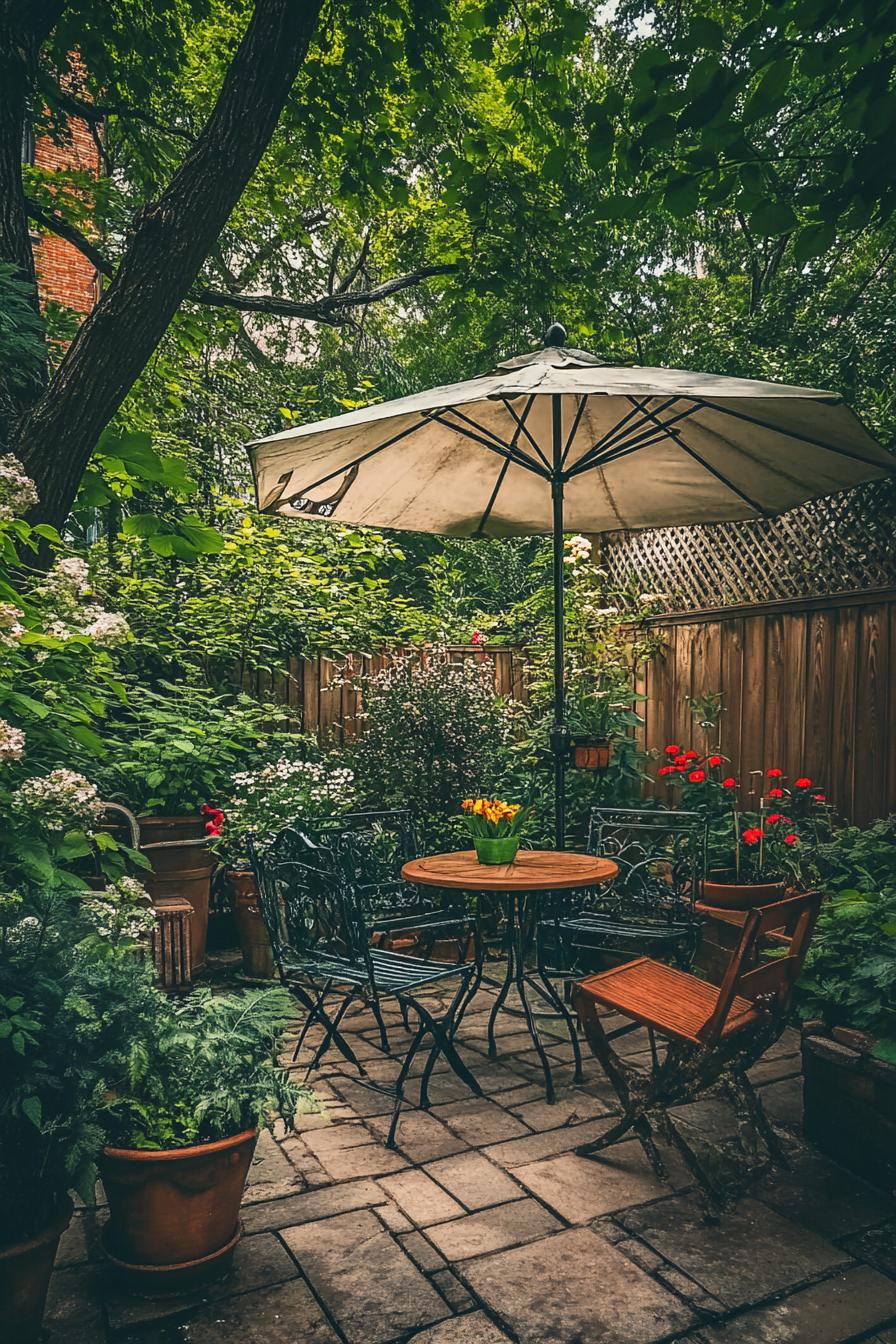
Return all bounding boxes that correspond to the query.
[401,849,618,893]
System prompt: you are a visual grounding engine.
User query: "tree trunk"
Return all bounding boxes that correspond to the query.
[10,0,323,531]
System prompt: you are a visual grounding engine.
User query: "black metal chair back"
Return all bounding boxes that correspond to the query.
[584,806,705,924]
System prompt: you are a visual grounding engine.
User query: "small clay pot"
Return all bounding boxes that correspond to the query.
[100,1128,257,1292]
[702,873,786,911]
[229,870,275,980]
[571,739,613,770]
[0,1197,73,1341]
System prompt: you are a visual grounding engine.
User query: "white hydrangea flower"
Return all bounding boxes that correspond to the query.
[0,718,25,762]
[13,768,104,832]
[0,454,38,521]
[0,601,25,649]
[82,610,130,647]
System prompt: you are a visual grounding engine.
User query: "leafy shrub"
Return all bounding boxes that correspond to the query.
[101,986,305,1150]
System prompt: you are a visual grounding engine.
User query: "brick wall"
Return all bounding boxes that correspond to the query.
[31,97,102,314]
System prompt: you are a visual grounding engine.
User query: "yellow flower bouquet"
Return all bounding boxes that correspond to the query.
[461,798,531,864]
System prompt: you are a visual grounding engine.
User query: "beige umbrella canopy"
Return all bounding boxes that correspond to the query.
[247,325,895,845]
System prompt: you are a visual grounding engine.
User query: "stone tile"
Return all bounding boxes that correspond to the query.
[407,1309,514,1342]
[241,1178,387,1234]
[281,1209,450,1344]
[157,1278,340,1343]
[841,1222,896,1278]
[508,1090,612,1132]
[424,1151,526,1210]
[620,1195,851,1309]
[431,1267,475,1312]
[378,1168,466,1225]
[367,1110,469,1163]
[483,1115,616,1168]
[301,1122,379,1157]
[400,1229,448,1272]
[425,1198,562,1261]
[434,1096,531,1144]
[44,1264,105,1344]
[243,1126,305,1203]
[758,1075,804,1131]
[698,1265,896,1344]
[754,1150,896,1239]
[314,1140,409,1180]
[747,1052,802,1085]
[462,1225,695,1343]
[513,1145,685,1223]
[104,1231,299,1331]
[377,1203,414,1232]
[327,1075,397,1116]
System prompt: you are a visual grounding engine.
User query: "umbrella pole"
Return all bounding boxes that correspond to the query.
[550,393,568,850]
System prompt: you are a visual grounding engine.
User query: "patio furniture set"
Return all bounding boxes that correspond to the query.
[248,806,821,1212]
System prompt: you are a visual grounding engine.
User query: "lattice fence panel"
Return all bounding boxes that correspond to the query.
[600,479,896,612]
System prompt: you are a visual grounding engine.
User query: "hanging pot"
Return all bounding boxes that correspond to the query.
[100,1128,257,1293]
[702,871,786,911]
[570,738,613,770]
[139,815,215,970]
[228,870,275,980]
[0,1198,73,1341]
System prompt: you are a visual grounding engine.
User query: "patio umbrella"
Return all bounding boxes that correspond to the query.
[247,324,895,847]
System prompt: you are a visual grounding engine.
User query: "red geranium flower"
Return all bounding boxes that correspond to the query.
[766,812,785,825]
[471,630,483,646]
[674,755,687,766]
[657,765,675,777]
[200,803,216,815]
[767,768,783,778]
[742,827,763,845]
[813,793,826,802]
[767,787,784,799]
[205,820,223,836]
[707,754,723,767]
[784,833,799,846]
[722,777,737,789]
[687,769,706,783]
[794,777,812,789]
[664,744,681,756]
[676,764,688,772]
[683,749,699,761]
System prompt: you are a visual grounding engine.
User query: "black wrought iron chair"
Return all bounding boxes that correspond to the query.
[537,806,705,982]
[316,809,473,962]
[247,827,482,1147]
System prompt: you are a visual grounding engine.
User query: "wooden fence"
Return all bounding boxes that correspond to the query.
[635,588,896,825]
[239,591,895,825]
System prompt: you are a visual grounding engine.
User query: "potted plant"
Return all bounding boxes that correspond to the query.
[565,674,645,771]
[98,985,306,1289]
[0,874,156,1339]
[461,797,531,864]
[96,684,279,968]
[796,817,896,1190]
[655,751,824,908]
[210,751,355,979]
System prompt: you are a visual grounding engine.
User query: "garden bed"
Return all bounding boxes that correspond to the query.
[802,1023,896,1193]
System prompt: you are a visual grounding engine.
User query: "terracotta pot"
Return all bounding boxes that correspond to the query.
[100,1128,257,1290]
[0,1196,72,1341]
[571,739,613,770]
[702,873,786,910]
[229,871,275,980]
[140,815,215,970]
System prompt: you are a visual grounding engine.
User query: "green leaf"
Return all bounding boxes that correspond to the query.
[743,60,793,124]
[22,1096,42,1128]
[664,175,700,218]
[749,200,797,236]
[793,222,834,266]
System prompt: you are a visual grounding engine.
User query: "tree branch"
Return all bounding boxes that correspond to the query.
[196,263,458,324]
[25,196,114,278]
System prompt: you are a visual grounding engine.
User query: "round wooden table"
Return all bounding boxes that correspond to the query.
[401,849,618,1102]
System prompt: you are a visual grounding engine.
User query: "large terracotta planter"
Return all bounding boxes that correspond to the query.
[229,870,275,981]
[701,873,785,910]
[0,1197,72,1341]
[140,815,215,970]
[100,1128,257,1291]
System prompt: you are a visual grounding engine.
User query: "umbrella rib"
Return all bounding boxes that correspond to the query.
[560,394,589,468]
[565,402,695,478]
[270,418,429,505]
[689,398,896,473]
[422,410,549,478]
[499,397,551,470]
[475,456,512,537]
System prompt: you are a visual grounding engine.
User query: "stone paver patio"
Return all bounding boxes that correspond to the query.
[46,981,896,1343]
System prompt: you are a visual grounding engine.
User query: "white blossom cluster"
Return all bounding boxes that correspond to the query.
[35,557,131,648]
[0,717,26,763]
[564,534,592,565]
[12,768,105,832]
[0,454,38,521]
[81,607,131,648]
[82,876,155,941]
[0,601,25,650]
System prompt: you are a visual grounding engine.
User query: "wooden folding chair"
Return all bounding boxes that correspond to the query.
[572,891,821,1213]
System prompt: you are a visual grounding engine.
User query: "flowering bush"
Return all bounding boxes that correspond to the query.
[210,751,355,868]
[12,768,105,833]
[654,749,831,884]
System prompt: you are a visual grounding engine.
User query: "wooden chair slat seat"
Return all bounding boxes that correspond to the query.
[577,957,759,1044]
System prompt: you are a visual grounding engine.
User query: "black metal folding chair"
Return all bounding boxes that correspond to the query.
[538,806,705,982]
[248,828,482,1146]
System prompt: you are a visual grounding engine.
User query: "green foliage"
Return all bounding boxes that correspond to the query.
[100,986,305,1150]
[94,682,285,815]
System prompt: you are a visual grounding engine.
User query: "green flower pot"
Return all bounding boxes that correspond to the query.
[473,836,520,865]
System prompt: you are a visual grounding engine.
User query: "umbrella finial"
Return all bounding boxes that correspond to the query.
[545,322,567,347]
